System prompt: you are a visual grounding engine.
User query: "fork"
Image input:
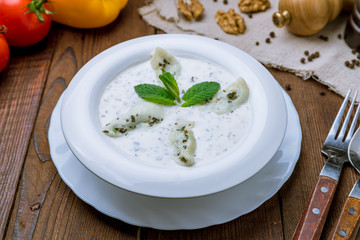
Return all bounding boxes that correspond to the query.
[293,90,359,240]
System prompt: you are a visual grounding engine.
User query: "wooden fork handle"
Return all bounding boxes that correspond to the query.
[328,197,360,240]
[328,185,360,240]
[292,175,338,240]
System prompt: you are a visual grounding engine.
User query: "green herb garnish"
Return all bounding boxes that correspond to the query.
[181,82,220,107]
[158,71,180,102]
[134,72,221,107]
[134,84,176,105]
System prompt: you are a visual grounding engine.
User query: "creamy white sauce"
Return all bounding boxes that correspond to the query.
[99,56,252,168]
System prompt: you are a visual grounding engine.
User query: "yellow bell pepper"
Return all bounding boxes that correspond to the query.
[49,0,128,28]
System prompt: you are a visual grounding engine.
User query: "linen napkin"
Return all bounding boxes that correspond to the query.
[138,0,360,98]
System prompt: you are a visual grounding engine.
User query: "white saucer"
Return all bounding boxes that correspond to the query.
[48,89,301,230]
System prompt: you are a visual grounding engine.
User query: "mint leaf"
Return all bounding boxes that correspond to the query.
[134,84,176,106]
[182,82,220,107]
[159,71,180,102]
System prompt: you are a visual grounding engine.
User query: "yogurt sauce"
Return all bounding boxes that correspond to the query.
[99,56,252,168]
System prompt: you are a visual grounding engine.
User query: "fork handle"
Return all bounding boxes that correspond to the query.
[327,178,360,240]
[292,175,338,240]
[328,197,360,240]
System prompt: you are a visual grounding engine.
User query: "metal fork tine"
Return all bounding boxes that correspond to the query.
[346,95,360,142]
[325,90,351,142]
[338,91,358,141]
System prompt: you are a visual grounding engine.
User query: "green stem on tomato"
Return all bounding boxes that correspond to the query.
[0,25,7,34]
[34,0,47,8]
[25,0,52,23]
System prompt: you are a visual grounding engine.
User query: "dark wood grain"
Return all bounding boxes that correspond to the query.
[0,32,57,239]
[4,0,151,239]
[1,0,360,239]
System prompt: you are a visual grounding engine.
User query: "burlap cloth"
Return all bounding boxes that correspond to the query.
[138,0,360,98]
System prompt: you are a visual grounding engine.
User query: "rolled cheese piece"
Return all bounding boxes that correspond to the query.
[169,120,196,166]
[103,101,165,137]
[151,47,181,78]
[208,77,249,114]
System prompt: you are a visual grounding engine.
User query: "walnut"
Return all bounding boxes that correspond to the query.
[178,0,204,20]
[238,0,270,13]
[215,9,246,35]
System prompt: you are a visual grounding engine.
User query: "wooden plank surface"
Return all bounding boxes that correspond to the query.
[0,26,57,240]
[1,0,359,239]
[4,1,151,239]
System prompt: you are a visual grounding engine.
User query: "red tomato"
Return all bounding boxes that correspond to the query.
[0,27,10,72]
[0,0,51,47]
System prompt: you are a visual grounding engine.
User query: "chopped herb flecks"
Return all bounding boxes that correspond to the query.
[227,91,238,100]
[149,117,162,127]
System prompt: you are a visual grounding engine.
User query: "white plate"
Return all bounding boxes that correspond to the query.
[49,89,301,230]
[60,34,287,198]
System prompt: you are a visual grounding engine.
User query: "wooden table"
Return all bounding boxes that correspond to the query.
[0,1,358,239]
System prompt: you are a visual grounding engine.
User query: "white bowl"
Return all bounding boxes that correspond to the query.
[61,34,287,198]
